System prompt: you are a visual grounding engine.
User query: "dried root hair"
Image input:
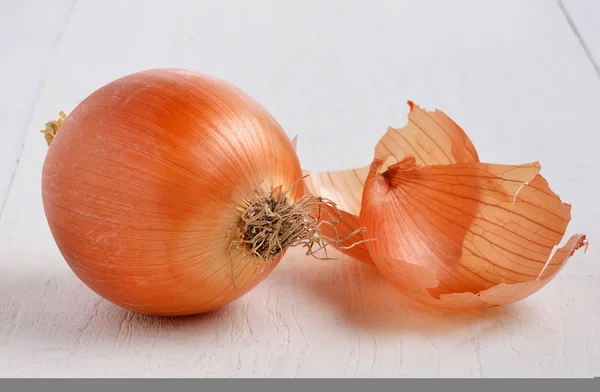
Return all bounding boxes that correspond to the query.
[228,176,372,287]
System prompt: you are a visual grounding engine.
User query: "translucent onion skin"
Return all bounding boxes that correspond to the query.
[305,101,588,309]
[304,101,482,264]
[42,69,303,316]
[361,157,587,309]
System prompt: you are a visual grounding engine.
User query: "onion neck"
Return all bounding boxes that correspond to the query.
[42,111,68,146]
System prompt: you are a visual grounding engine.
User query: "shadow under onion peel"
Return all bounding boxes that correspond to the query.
[304,101,588,310]
[40,68,365,316]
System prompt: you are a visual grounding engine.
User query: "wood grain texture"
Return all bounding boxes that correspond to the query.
[0,0,599,377]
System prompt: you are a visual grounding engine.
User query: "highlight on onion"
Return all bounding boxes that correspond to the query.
[304,101,588,309]
[40,68,363,316]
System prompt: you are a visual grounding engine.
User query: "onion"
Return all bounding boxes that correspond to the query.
[305,101,588,309]
[41,69,359,316]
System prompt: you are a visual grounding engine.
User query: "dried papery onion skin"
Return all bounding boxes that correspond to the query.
[303,101,481,263]
[305,101,588,309]
[41,69,310,316]
[361,156,588,309]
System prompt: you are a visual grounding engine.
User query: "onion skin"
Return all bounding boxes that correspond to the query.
[360,157,587,309]
[303,166,373,263]
[303,101,481,264]
[42,69,303,316]
[303,101,588,309]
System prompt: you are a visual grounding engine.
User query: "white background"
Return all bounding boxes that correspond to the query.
[1,0,599,377]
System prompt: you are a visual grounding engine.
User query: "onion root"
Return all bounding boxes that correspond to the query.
[231,179,371,265]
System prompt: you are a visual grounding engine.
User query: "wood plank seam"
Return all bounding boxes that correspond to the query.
[557,0,600,80]
[0,0,78,222]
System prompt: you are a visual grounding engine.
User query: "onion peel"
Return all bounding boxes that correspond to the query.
[305,101,588,309]
[303,101,481,263]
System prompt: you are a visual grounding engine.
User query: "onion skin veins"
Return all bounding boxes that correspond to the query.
[304,101,589,309]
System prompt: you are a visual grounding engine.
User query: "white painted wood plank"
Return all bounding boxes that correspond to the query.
[0,0,75,214]
[1,0,599,377]
[561,0,600,76]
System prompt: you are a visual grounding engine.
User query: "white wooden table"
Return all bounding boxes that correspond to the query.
[1,0,599,378]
